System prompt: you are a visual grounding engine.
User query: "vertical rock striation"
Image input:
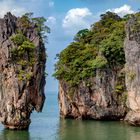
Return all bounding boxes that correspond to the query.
[58,67,126,120]
[124,16,140,125]
[0,13,46,129]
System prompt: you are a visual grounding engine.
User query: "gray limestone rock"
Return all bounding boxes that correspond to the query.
[58,66,127,120]
[124,16,140,126]
[0,13,46,129]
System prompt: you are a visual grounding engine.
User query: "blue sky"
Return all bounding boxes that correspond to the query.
[1,0,140,92]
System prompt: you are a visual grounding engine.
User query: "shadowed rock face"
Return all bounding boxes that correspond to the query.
[0,13,46,129]
[124,16,140,126]
[58,66,127,120]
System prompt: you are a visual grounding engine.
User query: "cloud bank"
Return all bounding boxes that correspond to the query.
[107,4,134,16]
[62,7,93,35]
[0,0,26,17]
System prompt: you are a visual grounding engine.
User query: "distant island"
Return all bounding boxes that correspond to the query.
[54,11,140,126]
[0,12,49,130]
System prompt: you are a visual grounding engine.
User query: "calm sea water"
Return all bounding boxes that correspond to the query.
[0,92,140,140]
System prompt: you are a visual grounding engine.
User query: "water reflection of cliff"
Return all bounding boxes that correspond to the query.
[0,129,30,140]
[58,119,140,140]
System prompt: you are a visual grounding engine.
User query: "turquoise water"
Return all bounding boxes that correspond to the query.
[0,92,140,140]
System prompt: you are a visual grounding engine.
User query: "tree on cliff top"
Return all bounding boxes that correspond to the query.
[53,11,127,87]
[17,12,50,42]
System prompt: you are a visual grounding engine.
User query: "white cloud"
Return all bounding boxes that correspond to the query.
[47,16,56,25]
[107,4,134,16]
[0,0,26,18]
[62,8,93,35]
[48,1,54,8]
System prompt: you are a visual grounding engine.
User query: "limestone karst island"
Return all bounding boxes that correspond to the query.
[53,12,140,126]
[0,12,47,129]
[1,3,140,140]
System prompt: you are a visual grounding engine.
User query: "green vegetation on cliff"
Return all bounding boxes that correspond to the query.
[10,13,50,80]
[11,31,35,63]
[17,12,50,41]
[53,12,127,86]
[10,31,36,80]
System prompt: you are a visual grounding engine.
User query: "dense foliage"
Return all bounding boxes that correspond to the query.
[17,12,50,42]
[11,31,35,65]
[53,12,130,87]
[10,31,35,80]
[10,13,50,80]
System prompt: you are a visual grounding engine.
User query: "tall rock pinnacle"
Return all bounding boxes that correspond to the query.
[0,12,46,129]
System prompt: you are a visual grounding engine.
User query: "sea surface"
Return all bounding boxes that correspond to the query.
[0,92,140,140]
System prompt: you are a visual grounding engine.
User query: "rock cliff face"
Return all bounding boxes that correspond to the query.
[0,13,46,129]
[58,67,127,119]
[55,12,127,121]
[124,16,140,125]
[58,15,140,125]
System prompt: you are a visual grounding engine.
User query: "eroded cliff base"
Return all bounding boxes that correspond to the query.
[59,78,127,120]
[4,120,30,130]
